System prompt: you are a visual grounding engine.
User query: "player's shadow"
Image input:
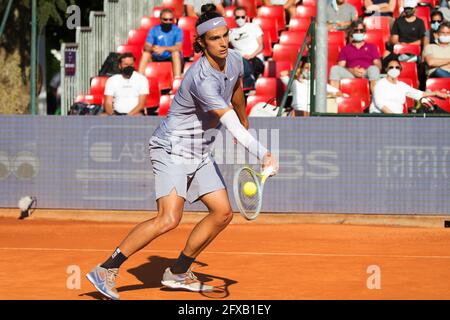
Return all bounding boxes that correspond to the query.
[80,255,237,300]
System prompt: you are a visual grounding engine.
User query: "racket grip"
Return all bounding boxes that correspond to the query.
[263,166,274,177]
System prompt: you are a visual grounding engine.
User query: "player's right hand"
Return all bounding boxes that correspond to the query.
[262,152,279,177]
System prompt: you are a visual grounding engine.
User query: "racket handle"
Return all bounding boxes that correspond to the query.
[262,166,274,177]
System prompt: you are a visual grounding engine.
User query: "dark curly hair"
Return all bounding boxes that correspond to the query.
[194,11,225,54]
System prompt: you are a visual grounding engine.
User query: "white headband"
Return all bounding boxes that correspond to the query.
[196,17,227,36]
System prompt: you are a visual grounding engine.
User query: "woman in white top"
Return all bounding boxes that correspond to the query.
[370,56,448,114]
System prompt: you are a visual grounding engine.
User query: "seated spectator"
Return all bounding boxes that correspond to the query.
[426,10,445,44]
[262,0,297,23]
[281,56,343,117]
[423,21,450,78]
[327,0,359,31]
[390,0,428,49]
[439,0,450,21]
[364,0,396,17]
[370,56,448,114]
[329,20,381,92]
[104,53,149,116]
[138,9,183,78]
[229,6,265,89]
[185,0,224,17]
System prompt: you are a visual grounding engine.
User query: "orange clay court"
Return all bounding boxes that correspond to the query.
[0,210,450,300]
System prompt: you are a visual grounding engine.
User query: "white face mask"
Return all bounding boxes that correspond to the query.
[235,17,246,28]
[439,35,450,44]
[387,68,401,79]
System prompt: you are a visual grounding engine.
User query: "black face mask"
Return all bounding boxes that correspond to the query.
[121,66,134,78]
[404,8,415,17]
[161,23,173,33]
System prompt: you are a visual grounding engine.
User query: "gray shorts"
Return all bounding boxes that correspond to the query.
[149,137,226,203]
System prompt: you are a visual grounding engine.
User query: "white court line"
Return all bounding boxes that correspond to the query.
[0,247,450,260]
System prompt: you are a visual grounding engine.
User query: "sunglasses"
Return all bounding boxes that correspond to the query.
[161,18,174,22]
[388,66,401,70]
[235,15,246,19]
[353,29,365,33]
[432,20,443,23]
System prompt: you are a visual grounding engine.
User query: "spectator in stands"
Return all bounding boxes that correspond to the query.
[423,21,450,78]
[439,1,450,21]
[329,20,381,92]
[426,10,445,44]
[185,0,225,17]
[229,6,265,89]
[370,56,448,113]
[364,0,396,17]
[104,53,149,116]
[390,0,428,48]
[138,9,183,79]
[262,0,297,23]
[327,0,359,31]
[280,56,344,117]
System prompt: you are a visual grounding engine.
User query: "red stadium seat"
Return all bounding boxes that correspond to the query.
[345,0,364,17]
[336,97,365,113]
[177,16,197,33]
[172,77,183,94]
[328,31,346,47]
[141,16,160,31]
[364,29,385,56]
[158,94,174,117]
[301,0,317,8]
[295,5,316,18]
[182,29,194,58]
[415,6,431,30]
[426,78,450,92]
[224,6,236,18]
[288,17,310,32]
[279,31,308,46]
[258,6,286,31]
[246,95,275,115]
[261,31,273,58]
[339,78,370,109]
[75,94,104,106]
[117,45,143,65]
[146,77,161,108]
[363,16,391,43]
[399,77,415,113]
[236,0,257,18]
[263,60,291,78]
[393,43,421,56]
[272,44,304,68]
[255,77,285,100]
[400,62,419,88]
[224,16,238,29]
[162,0,184,18]
[144,62,174,91]
[127,29,149,47]
[89,76,109,96]
[328,43,344,65]
[252,17,278,43]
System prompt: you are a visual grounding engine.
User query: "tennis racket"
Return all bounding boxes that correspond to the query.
[233,166,274,220]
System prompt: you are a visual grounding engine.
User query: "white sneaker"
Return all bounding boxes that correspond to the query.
[161,268,214,292]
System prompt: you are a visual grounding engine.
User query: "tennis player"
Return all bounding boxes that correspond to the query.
[86,11,278,300]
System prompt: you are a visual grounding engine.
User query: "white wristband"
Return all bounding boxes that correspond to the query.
[219,110,269,160]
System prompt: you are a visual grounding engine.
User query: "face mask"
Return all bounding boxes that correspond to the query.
[352,33,365,42]
[122,66,134,78]
[439,35,450,44]
[387,68,401,79]
[431,21,441,31]
[301,70,310,80]
[161,23,173,33]
[235,17,246,28]
[404,8,415,17]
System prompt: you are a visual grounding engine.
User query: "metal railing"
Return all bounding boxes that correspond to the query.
[60,0,161,115]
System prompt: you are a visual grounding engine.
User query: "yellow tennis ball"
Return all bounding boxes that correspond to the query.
[243,182,257,197]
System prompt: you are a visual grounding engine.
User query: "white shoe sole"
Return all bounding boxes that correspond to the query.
[161,280,214,292]
[86,273,120,300]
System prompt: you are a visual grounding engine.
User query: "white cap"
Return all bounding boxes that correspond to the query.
[404,0,418,8]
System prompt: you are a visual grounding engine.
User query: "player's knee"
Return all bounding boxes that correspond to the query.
[214,209,233,226]
[159,212,182,232]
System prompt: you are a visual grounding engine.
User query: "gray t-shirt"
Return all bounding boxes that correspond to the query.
[152,49,244,160]
[326,3,358,25]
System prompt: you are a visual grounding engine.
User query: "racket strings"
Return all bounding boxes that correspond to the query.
[237,170,260,214]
